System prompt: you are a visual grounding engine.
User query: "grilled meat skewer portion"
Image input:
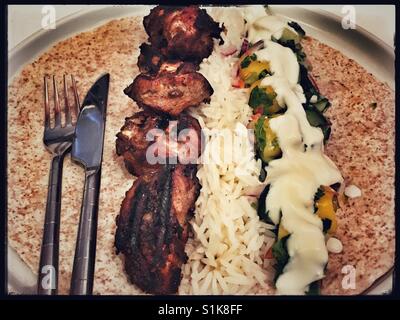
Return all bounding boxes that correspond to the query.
[116,111,202,176]
[143,5,222,62]
[115,4,218,295]
[115,164,200,294]
[124,61,213,116]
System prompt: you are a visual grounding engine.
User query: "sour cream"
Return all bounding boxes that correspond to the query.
[326,237,343,254]
[256,41,299,85]
[248,15,297,44]
[344,185,362,198]
[248,15,343,295]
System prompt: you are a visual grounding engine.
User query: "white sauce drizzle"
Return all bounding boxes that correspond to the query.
[248,15,297,44]
[344,185,362,198]
[248,15,344,295]
[256,41,299,85]
[326,237,343,254]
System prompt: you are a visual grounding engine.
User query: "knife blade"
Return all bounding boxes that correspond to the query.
[70,73,109,295]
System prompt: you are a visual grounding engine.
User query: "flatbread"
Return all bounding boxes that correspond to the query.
[302,37,395,294]
[8,15,395,295]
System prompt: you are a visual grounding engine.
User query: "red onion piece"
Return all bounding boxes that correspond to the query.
[239,39,249,56]
[241,40,265,57]
[231,61,239,78]
[221,44,238,56]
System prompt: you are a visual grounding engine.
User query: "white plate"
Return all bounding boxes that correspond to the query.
[7,5,395,295]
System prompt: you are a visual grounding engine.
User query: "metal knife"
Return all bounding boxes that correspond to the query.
[70,73,109,295]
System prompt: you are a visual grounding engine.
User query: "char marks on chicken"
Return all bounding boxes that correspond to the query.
[115,164,200,294]
[124,61,213,116]
[116,111,202,176]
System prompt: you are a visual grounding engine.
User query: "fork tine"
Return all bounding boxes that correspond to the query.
[71,75,80,120]
[63,75,72,125]
[52,75,62,127]
[44,76,50,128]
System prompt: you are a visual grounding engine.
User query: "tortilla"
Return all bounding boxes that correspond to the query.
[302,36,395,294]
[7,14,394,295]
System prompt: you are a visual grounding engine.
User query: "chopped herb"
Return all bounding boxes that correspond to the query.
[314,187,325,202]
[322,219,332,233]
[369,102,377,109]
[240,56,251,68]
[272,235,290,282]
[321,126,331,143]
[250,53,257,61]
[305,108,331,142]
[259,166,266,182]
[251,201,258,210]
[258,69,270,79]
[257,185,274,224]
[313,187,325,213]
[254,115,267,156]
[305,109,325,127]
[249,87,276,114]
[307,281,320,295]
[314,97,331,113]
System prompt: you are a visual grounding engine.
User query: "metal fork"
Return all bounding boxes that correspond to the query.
[37,75,80,295]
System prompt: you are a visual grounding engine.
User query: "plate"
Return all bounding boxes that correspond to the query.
[7,5,395,295]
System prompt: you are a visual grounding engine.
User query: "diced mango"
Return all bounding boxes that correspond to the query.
[239,60,270,85]
[315,186,337,234]
[261,117,282,162]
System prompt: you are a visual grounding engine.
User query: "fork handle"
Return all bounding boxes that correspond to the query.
[37,154,65,295]
[70,168,101,295]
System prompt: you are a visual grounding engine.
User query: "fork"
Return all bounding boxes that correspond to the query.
[37,75,80,295]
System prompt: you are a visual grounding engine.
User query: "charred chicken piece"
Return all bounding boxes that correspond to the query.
[115,164,200,294]
[143,5,222,62]
[116,111,202,176]
[143,6,168,49]
[124,61,213,116]
[138,43,200,75]
[137,43,166,75]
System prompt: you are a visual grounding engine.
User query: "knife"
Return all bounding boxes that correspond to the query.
[70,73,109,295]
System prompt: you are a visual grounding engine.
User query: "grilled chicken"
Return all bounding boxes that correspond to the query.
[115,164,200,294]
[137,43,165,75]
[114,5,217,295]
[137,43,202,75]
[124,61,213,116]
[143,5,222,62]
[116,111,202,176]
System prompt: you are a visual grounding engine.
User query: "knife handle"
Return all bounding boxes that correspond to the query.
[38,154,65,295]
[70,168,101,295]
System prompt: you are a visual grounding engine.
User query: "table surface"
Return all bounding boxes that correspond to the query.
[8,5,395,50]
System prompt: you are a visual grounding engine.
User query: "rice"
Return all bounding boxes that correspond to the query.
[178,9,275,294]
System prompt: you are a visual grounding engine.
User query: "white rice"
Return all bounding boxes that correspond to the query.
[179,8,276,294]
